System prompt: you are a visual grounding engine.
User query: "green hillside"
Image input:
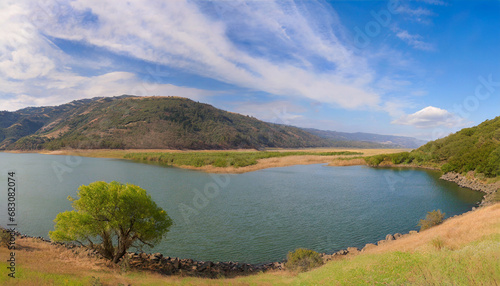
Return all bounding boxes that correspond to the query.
[365,116,500,178]
[2,96,335,150]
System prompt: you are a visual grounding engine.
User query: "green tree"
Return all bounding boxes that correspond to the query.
[49,181,173,263]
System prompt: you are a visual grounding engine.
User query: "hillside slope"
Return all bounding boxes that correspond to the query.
[415,116,500,177]
[1,96,334,150]
[304,128,427,149]
[366,116,500,179]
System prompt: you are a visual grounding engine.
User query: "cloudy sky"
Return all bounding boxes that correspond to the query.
[1,0,499,140]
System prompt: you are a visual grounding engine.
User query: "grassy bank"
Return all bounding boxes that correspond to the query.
[1,203,498,285]
[124,151,362,168]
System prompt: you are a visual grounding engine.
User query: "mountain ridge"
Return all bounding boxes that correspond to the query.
[303,128,427,149]
[0,96,424,150]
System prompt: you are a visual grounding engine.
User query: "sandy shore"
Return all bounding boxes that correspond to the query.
[4,148,408,173]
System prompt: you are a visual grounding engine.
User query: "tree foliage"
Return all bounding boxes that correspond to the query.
[418,210,445,231]
[49,181,172,263]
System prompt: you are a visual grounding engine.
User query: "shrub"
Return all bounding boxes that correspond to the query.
[365,154,386,166]
[285,248,324,272]
[390,152,410,164]
[418,210,445,231]
[0,229,10,248]
[431,237,445,250]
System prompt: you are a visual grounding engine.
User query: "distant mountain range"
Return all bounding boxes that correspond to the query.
[303,128,427,149]
[0,96,425,150]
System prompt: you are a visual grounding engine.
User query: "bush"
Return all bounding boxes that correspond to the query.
[0,229,10,248]
[285,248,324,272]
[390,152,410,164]
[418,210,445,231]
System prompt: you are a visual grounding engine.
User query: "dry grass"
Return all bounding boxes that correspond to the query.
[365,203,500,254]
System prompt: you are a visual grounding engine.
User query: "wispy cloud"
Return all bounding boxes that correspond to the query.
[418,0,447,6]
[19,0,379,110]
[395,29,435,51]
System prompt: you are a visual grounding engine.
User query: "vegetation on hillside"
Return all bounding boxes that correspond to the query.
[365,116,500,178]
[1,95,423,151]
[2,96,336,150]
[124,151,362,168]
[49,181,172,263]
[418,210,445,231]
[305,128,427,148]
[285,248,324,272]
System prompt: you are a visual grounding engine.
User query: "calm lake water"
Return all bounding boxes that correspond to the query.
[0,153,483,263]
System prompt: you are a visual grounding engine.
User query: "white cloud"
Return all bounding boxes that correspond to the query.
[0,70,215,111]
[395,30,435,51]
[392,106,466,129]
[418,0,447,6]
[25,0,379,110]
[229,100,306,125]
[0,1,215,111]
[396,6,433,17]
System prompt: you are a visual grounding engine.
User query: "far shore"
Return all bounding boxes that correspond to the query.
[4,148,409,174]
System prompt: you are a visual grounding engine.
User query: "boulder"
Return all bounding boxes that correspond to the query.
[385,234,395,241]
[336,249,348,255]
[347,247,359,254]
[173,259,181,269]
[362,243,376,252]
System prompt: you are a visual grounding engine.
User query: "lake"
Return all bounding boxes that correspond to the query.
[0,153,483,263]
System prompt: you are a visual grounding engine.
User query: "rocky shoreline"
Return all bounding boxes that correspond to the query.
[3,228,420,278]
[440,172,500,206]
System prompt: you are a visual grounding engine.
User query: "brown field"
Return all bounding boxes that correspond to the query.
[5,148,408,173]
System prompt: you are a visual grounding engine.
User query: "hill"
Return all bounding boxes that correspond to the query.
[365,116,500,180]
[304,128,427,149]
[1,96,336,150]
[415,116,500,178]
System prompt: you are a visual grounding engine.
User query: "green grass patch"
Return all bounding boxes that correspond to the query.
[124,151,362,168]
[292,236,500,286]
[0,262,89,285]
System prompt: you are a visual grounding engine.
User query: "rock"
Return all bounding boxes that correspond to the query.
[385,234,395,241]
[393,233,403,239]
[336,249,348,255]
[140,253,149,260]
[362,243,376,252]
[153,253,163,259]
[377,240,386,246]
[322,254,333,261]
[173,259,181,269]
[347,247,359,254]
[409,230,418,235]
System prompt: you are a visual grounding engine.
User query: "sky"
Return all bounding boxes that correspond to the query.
[0,0,499,140]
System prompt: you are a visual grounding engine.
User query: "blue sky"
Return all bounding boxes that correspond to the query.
[0,0,499,140]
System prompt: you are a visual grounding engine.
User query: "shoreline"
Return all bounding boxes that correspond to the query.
[3,148,406,174]
[3,203,498,279]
